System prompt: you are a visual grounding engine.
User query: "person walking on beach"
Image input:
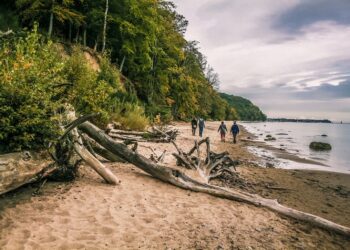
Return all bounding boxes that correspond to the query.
[218,121,228,142]
[230,121,240,144]
[198,118,205,137]
[191,117,198,136]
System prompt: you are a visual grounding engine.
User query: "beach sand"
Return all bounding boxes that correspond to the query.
[1,122,349,249]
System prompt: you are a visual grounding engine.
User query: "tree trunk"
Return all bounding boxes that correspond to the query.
[79,121,350,237]
[75,27,80,43]
[48,11,54,38]
[72,132,119,185]
[102,0,109,53]
[83,27,87,47]
[69,22,72,42]
[120,55,126,72]
[0,152,57,195]
[94,39,98,52]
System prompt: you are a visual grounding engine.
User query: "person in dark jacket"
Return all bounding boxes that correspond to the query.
[198,118,205,137]
[218,121,228,142]
[191,117,198,136]
[230,121,240,144]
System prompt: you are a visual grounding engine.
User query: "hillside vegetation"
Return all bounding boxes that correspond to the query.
[0,0,265,152]
[220,93,266,121]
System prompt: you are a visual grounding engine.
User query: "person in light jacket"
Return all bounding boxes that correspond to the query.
[218,121,228,142]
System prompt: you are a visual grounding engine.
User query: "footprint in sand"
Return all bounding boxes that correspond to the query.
[100,226,114,235]
[76,234,97,241]
[59,218,70,224]
[142,217,153,224]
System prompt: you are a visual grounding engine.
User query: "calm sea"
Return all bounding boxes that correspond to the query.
[242,122,350,173]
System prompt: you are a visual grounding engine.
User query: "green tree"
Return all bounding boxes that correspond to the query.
[15,0,84,38]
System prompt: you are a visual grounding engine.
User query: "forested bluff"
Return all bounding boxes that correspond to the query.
[0,1,265,152]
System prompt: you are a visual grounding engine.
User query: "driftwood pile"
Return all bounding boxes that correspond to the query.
[172,137,239,182]
[107,125,178,143]
[1,113,350,237]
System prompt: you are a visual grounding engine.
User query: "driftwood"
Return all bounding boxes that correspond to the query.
[0,152,60,195]
[71,128,119,185]
[172,137,239,182]
[82,133,125,163]
[107,126,179,143]
[2,114,350,237]
[62,111,119,184]
[79,121,350,237]
[0,112,119,195]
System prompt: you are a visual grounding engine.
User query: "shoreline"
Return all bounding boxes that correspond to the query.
[215,122,350,228]
[1,121,350,249]
[240,121,350,174]
[238,123,350,174]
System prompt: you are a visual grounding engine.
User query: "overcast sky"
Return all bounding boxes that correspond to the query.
[173,0,350,122]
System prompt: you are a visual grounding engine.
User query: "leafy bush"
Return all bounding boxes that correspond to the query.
[0,26,63,152]
[0,27,147,152]
[63,48,116,125]
[111,102,149,131]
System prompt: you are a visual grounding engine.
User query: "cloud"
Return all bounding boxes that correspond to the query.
[298,80,350,99]
[173,0,350,121]
[275,0,350,33]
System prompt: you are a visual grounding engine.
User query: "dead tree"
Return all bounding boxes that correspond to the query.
[2,116,350,237]
[107,126,179,143]
[172,137,239,182]
[0,151,60,195]
[79,121,350,237]
[0,114,120,195]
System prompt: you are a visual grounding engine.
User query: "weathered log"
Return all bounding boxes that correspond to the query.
[109,134,149,142]
[71,129,119,185]
[109,129,147,136]
[79,121,350,237]
[82,134,125,163]
[108,126,179,143]
[171,137,239,182]
[139,145,166,163]
[0,151,58,195]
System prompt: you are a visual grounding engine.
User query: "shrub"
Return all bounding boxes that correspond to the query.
[0,26,63,152]
[0,27,148,151]
[63,48,116,126]
[111,102,149,131]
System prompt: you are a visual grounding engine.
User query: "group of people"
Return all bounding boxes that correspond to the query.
[191,118,240,144]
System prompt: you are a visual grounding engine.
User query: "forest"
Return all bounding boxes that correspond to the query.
[220,93,267,121]
[0,0,265,152]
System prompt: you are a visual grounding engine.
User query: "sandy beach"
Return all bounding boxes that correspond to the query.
[1,122,350,249]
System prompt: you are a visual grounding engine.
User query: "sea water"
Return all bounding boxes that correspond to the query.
[242,122,350,173]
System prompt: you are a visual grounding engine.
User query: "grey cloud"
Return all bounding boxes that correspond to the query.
[224,79,350,101]
[275,0,350,33]
[297,80,350,99]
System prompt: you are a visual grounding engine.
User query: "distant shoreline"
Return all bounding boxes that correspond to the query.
[267,118,332,123]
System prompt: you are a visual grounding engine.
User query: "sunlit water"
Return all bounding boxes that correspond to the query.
[242,122,350,173]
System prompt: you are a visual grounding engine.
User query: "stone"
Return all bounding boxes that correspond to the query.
[309,142,332,151]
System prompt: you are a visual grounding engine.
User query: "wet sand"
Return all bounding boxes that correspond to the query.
[0,122,350,249]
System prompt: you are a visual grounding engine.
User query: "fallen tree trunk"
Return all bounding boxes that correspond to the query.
[82,134,125,163]
[71,129,119,185]
[0,151,58,195]
[108,126,179,143]
[109,129,147,136]
[79,121,350,237]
